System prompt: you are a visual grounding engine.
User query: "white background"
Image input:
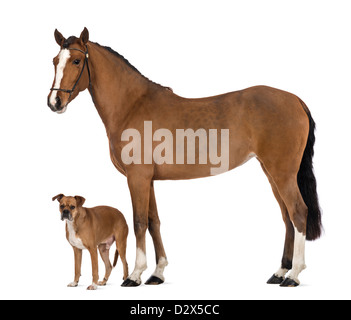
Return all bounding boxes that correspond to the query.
[0,0,350,300]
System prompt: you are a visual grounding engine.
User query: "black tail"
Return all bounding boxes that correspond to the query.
[297,99,322,241]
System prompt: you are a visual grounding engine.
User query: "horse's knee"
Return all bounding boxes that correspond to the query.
[134,220,148,236]
[148,218,160,233]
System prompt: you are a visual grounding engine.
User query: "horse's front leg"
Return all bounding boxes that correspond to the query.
[121,171,151,287]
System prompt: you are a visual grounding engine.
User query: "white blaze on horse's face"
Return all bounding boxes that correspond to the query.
[50,49,71,111]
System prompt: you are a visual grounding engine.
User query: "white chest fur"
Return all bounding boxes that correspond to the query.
[66,221,86,250]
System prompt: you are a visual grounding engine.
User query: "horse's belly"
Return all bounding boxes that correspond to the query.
[153,152,256,180]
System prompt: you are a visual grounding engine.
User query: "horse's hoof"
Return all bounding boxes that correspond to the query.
[145,276,164,285]
[267,274,284,284]
[280,277,299,287]
[121,278,140,287]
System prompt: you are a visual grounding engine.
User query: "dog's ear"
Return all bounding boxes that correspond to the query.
[52,193,65,202]
[74,196,86,207]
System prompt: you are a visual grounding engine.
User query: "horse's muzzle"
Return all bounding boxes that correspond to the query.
[47,95,65,113]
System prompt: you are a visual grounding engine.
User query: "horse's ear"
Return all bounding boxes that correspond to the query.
[74,195,86,207]
[80,27,89,45]
[52,193,65,202]
[54,29,66,47]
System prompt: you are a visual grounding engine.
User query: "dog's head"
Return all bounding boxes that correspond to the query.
[52,194,86,221]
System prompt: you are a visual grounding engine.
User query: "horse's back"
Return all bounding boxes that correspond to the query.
[157,85,308,129]
[173,84,310,158]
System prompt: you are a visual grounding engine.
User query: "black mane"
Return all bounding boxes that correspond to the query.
[99,43,143,75]
[93,42,171,91]
[63,37,172,91]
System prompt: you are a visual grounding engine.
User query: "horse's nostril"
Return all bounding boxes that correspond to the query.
[55,96,61,108]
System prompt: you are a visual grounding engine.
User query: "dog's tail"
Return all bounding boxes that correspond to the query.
[298,98,322,241]
[113,249,119,268]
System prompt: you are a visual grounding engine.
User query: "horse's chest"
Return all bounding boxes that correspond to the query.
[66,222,86,250]
[109,142,126,175]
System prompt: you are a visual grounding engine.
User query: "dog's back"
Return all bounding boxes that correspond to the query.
[86,205,128,241]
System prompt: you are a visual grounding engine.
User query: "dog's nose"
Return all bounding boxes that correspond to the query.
[63,209,70,215]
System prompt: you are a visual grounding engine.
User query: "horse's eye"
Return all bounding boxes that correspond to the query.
[73,59,80,65]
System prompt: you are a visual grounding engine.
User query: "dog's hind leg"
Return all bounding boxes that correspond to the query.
[115,230,129,280]
[98,244,113,286]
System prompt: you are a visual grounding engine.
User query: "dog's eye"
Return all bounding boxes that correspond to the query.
[70,206,76,210]
[60,205,65,209]
[73,59,80,65]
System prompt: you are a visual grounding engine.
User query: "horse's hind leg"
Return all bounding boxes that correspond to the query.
[261,163,294,284]
[264,165,308,287]
[278,179,307,287]
[145,182,168,285]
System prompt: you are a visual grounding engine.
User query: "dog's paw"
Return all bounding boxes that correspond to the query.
[87,283,98,290]
[67,281,78,287]
[98,279,107,286]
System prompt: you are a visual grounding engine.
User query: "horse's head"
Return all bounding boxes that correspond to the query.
[47,28,90,113]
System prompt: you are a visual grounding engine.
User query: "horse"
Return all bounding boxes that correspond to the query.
[47,28,322,287]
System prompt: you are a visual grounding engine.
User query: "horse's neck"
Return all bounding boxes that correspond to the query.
[87,42,151,133]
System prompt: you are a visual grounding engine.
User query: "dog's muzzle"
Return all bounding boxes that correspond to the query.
[61,210,72,221]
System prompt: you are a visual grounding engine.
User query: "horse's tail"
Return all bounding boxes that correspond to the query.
[297,99,322,241]
[113,249,119,268]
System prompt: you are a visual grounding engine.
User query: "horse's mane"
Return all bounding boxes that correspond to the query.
[63,36,171,92]
[93,42,172,92]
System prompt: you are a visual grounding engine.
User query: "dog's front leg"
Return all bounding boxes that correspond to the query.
[68,247,82,287]
[87,248,99,290]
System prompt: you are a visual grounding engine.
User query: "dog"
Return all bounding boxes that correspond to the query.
[52,194,129,290]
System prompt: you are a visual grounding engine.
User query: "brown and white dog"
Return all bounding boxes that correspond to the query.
[52,194,129,290]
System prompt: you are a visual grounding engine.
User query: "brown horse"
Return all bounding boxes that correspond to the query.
[47,28,322,287]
